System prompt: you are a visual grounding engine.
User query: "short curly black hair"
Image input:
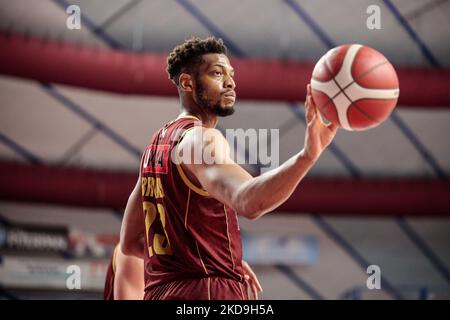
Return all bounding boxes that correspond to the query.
[167,36,228,84]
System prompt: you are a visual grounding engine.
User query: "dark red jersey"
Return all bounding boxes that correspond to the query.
[141,116,245,297]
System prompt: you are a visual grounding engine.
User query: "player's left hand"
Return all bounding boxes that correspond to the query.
[242,260,263,300]
[303,84,338,162]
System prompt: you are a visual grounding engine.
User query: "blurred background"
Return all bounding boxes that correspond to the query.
[0,0,449,300]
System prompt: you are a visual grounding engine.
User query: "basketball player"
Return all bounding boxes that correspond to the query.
[120,37,337,300]
[104,244,262,299]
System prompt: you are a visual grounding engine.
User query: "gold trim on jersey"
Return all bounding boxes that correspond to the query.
[174,126,210,197]
[224,205,236,271]
[184,189,191,228]
[207,277,211,300]
[177,126,195,143]
[112,244,119,274]
[196,240,209,275]
[239,282,246,300]
[176,163,209,197]
[177,115,201,122]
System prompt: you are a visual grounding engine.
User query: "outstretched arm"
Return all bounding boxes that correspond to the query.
[179,85,337,220]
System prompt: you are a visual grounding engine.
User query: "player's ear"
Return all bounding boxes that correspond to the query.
[179,73,193,92]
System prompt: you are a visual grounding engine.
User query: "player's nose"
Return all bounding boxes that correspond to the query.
[224,75,236,89]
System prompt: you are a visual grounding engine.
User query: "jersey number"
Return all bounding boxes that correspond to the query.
[143,201,173,256]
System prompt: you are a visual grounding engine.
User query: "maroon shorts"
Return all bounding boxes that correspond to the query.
[144,276,248,300]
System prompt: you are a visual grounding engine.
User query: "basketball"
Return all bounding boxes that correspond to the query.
[310,44,400,131]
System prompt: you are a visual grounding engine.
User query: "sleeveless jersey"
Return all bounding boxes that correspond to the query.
[140,116,244,292]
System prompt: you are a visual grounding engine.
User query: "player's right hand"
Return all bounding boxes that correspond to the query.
[303,84,338,162]
[242,260,263,300]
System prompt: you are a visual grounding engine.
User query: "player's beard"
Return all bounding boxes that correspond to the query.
[195,77,235,117]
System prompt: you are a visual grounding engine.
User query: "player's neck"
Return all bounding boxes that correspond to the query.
[178,109,218,128]
[179,95,219,128]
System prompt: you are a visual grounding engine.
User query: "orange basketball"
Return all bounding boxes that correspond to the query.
[311,44,400,131]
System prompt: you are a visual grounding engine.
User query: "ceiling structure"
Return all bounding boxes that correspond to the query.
[1,0,450,301]
[0,0,449,214]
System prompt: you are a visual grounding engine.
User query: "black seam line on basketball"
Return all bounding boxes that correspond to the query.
[335,61,394,124]
[314,55,341,123]
[318,53,340,110]
[314,53,389,107]
[351,96,397,125]
[318,102,335,125]
[328,60,390,102]
[317,94,335,117]
[337,76,383,125]
[333,44,388,93]
[338,60,390,93]
[331,60,393,126]
[348,101,379,125]
[321,52,377,114]
[309,51,336,112]
[313,56,343,125]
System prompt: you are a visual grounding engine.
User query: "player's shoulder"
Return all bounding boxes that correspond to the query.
[181,126,226,147]
[177,126,230,165]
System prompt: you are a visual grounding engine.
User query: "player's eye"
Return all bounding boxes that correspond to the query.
[213,71,223,76]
